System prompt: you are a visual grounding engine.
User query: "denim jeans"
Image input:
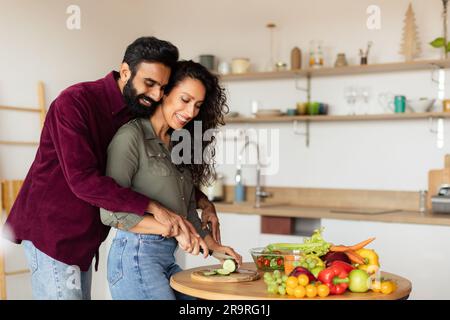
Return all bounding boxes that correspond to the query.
[108,230,195,300]
[22,240,92,300]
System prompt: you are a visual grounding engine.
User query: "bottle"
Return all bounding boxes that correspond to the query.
[234,168,245,203]
[309,40,316,67]
[290,47,302,70]
[419,190,427,214]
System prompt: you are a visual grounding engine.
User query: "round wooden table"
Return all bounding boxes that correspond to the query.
[170,262,412,300]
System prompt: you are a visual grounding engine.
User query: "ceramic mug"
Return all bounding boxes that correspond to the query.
[231,58,250,74]
[218,61,231,75]
[378,93,406,113]
[199,55,215,70]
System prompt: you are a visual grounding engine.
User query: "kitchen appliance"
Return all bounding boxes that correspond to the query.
[431,185,450,213]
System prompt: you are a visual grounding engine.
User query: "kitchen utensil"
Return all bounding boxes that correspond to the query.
[428,168,450,210]
[231,58,250,74]
[406,98,435,113]
[209,250,234,261]
[191,268,259,283]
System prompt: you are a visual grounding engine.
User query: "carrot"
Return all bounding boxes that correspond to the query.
[345,250,365,265]
[329,237,376,252]
[329,245,350,252]
[348,237,376,251]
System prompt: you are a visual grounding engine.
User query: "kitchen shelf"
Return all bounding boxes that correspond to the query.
[219,59,450,81]
[225,112,450,124]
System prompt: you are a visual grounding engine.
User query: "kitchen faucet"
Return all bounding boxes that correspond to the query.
[238,140,272,208]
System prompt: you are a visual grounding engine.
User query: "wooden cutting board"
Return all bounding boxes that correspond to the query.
[191,268,259,283]
[428,168,450,210]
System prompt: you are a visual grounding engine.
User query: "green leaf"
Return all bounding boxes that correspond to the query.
[446,42,450,53]
[430,37,445,48]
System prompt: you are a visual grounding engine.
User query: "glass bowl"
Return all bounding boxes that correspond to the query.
[250,247,304,273]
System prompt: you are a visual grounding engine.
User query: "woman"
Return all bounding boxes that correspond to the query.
[100,60,242,300]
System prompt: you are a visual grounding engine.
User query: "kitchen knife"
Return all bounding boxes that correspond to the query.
[200,248,234,260]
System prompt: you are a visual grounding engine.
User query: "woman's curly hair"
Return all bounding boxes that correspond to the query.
[164,60,229,187]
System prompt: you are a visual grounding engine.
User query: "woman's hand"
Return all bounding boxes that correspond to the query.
[198,198,221,244]
[175,229,209,259]
[205,236,242,267]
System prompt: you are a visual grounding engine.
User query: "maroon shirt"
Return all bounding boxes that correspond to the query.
[4,71,150,271]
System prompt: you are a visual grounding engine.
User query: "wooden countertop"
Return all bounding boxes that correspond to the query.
[214,202,450,227]
[170,263,412,300]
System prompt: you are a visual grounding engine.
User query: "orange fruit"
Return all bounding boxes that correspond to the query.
[380,281,394,294]
[286,286,295,296]
[317,284,330,297]
[293,285,306,298]
[305,284,318,298]
[297,274,309,287]
[286,276,299,289]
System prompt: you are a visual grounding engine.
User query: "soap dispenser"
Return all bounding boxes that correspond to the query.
[234,166,245,203]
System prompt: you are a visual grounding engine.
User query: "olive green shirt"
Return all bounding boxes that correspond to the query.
[100,118,209,238]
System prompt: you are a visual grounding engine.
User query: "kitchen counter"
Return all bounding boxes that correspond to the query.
[214,202,450,227]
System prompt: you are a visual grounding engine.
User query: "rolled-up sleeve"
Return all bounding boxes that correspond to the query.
[99,124,145,230]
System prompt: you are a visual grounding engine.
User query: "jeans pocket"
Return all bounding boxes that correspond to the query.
[107,238,127,286]
[22,241,38,274]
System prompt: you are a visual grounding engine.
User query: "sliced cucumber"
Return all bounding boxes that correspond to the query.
[203,270,218,276]
[222,259,237,273]
[216,268,231,276]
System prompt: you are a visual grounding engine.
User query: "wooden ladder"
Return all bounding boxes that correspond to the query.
[0,81,46,299]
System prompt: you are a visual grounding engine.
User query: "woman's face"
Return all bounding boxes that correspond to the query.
[162,77,205,130]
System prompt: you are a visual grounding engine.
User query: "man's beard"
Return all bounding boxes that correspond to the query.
[123,79,160,118]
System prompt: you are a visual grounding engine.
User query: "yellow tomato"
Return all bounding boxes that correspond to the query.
[286,286,295,296]
[380,281,394,294]
[286,276,299,289]
[294,285,306,298]
[317,284,330,297]
[297,274,309,287]
[305,284,318,298]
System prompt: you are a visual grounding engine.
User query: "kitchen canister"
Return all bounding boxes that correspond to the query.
[231,58,250,74]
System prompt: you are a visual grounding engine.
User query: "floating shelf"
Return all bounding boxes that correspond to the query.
[219,59,450,81]
[225,112,450,124]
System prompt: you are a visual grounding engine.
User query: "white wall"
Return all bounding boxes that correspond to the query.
[1,0,450,300]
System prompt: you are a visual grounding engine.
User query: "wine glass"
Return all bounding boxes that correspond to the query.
[344,86,357,115]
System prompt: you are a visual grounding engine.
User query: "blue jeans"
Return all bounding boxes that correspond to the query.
[108,230,195,300]
[22,240,92,300]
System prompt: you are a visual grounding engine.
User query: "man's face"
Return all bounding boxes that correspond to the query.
[122,61,171,117]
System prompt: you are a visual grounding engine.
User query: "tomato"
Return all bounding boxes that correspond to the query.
[305,284,318,298]
[317,284,330,297]
[297,274,309,287]
[286,286,295,296]
[263,259,270,268]
[277,257,283,266]
[294,285,306,298]
[380,281,394,295]
[286,276,299,289]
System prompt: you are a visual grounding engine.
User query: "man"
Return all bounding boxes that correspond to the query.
[3,36,221,300]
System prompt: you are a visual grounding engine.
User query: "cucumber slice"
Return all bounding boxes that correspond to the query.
[203,270,218,276]
[216,268,231,276]
[222,259,237,273]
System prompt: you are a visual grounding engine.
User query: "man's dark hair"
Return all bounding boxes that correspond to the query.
[122,36,179,73]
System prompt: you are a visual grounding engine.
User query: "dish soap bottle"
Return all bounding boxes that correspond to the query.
[234,167,245,203]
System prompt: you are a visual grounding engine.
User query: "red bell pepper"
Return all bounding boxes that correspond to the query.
[328,260,355,274]
[317,264,351,295]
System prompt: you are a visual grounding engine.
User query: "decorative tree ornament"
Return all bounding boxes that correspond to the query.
[400,3,421,61]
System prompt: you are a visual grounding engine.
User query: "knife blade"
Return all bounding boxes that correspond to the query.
[200,248,234,261]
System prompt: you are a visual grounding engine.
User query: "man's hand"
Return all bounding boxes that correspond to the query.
[176,229,209,258]
[197,196,221,244]
[146,201,200,242]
